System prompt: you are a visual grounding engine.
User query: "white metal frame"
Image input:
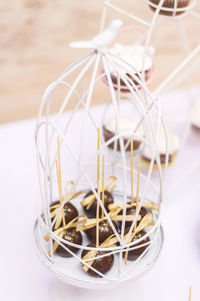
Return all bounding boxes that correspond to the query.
[35,30,168,285]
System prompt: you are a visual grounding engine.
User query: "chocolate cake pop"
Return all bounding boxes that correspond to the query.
[119,201,148,230]
[81,242,114,277]
[148,0,191,16]
[56,228,82,258]
[85,220,118,243]
[50,200,78,230]
[82,190,114,218]
[123,229,150,261]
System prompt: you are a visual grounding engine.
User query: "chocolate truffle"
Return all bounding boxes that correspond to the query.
[119,202,148,230]
[51,200,78,230]
[103,115,143,152]
[85,220,118,243]
[56,228,82,257]
[82,190,114,218]
[81,242,114,277]
[141,128,180,169]
[148,0,191,16]
[123,229,150,261]
[105,44,154,92]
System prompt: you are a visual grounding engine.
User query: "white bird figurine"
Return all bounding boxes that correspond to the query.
[70,19,123,50]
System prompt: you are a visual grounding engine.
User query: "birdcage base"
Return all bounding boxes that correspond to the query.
[34,217,163,290]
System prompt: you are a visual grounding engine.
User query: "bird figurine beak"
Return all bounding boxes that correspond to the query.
[69,19,123,50]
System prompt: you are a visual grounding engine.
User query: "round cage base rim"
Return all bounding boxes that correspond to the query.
[34,220,164,289]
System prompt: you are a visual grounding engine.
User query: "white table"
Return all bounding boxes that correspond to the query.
[1,88,200,301]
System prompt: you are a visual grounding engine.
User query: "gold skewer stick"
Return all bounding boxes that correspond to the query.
[57,137,62,204]
[134,164,141,232]
[96,128,100,247]
[131,138,134,205]
[125,163,141,264]
[189,286,192,301]
[56,160,62,205]
[124,140,133,265]
[56,137,66,227]
[101,155,105,219]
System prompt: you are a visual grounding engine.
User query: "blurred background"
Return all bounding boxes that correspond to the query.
[0,0,199,124]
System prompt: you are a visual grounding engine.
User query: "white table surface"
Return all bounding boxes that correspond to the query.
[1,88,200,301]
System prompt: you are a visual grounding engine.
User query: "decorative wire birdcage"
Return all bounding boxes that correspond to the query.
[34,19,169,288]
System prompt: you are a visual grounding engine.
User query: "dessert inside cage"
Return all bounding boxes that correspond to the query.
[34,19,164,289]
[35,128,163,287]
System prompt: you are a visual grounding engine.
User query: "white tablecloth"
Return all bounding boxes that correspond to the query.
[1,88,200,300]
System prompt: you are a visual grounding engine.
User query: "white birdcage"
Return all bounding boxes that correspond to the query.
[34,20,168,290]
